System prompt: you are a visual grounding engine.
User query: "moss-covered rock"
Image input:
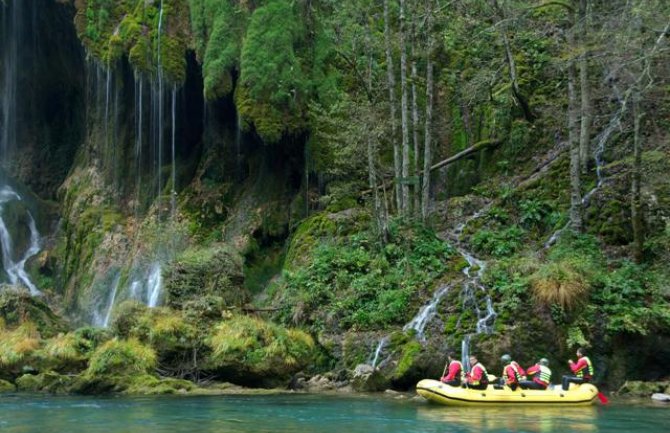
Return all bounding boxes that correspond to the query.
[0,379,15,393]
[164,245,245,310]
[0,291,67,338]
[206,314,315,385]
[86,338,157,376]
[16,371,73,394]
[617,381,670,397]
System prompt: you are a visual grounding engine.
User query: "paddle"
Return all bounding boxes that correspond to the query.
[597,392,609,404]
[441,360,450,379]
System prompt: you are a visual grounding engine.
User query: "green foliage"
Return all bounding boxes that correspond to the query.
[592,262,670,335]
[472,225,525,258]
[276,220,455,331]
[207,315,315,377]
[86,338,157,376]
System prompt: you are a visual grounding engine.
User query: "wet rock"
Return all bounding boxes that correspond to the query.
[651,393,670,402]
[351,364,389,392]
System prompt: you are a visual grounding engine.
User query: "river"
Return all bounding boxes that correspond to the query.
[0,394,666,433]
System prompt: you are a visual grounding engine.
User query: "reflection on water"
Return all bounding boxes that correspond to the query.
[0,394,667,433]
[417,405,599,433]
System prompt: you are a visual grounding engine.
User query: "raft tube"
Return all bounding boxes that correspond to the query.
[416,379,598,406]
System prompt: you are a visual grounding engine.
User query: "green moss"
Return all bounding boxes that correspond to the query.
[207,314,315,380]
[164,245,246,310]
[284,213,337,269]
[74,0,188,83]
[16,371,73,394]
[394,341,422,380]
[86,338,157,376]
[125,374,194,395]
[0,379,14,393]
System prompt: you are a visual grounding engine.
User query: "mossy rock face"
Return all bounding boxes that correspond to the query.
[124,374,194,395]
[0,291,68,338]
[164,245,246,310]
[0,379,15,393]
[206,314,316,386]
[16,371,73,394]
[86,338,157,377]
[617,381,670,397]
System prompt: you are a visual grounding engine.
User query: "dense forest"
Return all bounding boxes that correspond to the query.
[0,0,668,395]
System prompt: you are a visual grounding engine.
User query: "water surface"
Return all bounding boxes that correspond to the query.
[0,393,667,432]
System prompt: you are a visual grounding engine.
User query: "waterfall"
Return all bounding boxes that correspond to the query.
[236,112,242,180]
[93,275,121,328]
[1,0,22,159]
[544,82,628,248]
[370,336,388,368]
[156,0,165,216]
[403,283,453,340]
[146,262,163,308]
[0,186,41,296]
[370,282,453,367]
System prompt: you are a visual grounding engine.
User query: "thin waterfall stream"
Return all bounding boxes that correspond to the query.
[370,207,496,369]
[0,186,42,296]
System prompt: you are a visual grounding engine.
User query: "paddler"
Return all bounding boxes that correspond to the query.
[562,347,594,391]
[520,358,552,390]
[499,354,525,390]
[465,355,489,390]
[440,351,463,387]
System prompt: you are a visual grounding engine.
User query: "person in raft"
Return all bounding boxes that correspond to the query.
[499,354,526,391]
[562,347,594,391]
[465,355,489,390]
[440,351,463,386]
[520,358,552,390]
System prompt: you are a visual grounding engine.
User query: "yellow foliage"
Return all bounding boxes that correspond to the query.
[530,260,590,309]
[0,322,42,368]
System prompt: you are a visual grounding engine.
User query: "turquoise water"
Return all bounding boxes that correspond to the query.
[0,393,667,432]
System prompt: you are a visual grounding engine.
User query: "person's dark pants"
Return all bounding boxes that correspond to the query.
[562,375,589,391]
[519,380,546,390]
[507,383,518,391]
[467,382,488,390]
[442,379,461,387]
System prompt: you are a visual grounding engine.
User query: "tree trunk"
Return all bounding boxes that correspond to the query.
[400,0,411,216]
[383,0,402,213]
[578,0,592,174]
[568,23,582,232]
[411,51,420,217]
[631,92,643,263]
[422,59,434,222]
[492,0,535,122]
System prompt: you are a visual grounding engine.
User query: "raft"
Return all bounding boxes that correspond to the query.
[416,379,598,406]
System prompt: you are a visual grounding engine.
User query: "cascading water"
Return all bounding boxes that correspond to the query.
[1,0,22,159]
[0,1,42,296]
[0,186,41,296]
[147,262,163,308]
[93,275,121,328]
[370,283,453,368]
[403,283,454,340]
[544,79,628,248]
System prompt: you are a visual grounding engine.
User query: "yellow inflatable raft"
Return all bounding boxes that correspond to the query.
[416,379,598,406]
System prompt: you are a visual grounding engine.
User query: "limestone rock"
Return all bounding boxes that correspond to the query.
[351,364,389,392]
[651,393,670,402]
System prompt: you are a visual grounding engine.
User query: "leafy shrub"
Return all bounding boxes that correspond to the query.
[591,261,670,335]
[472,225,525,258]
[86,338,157,376]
